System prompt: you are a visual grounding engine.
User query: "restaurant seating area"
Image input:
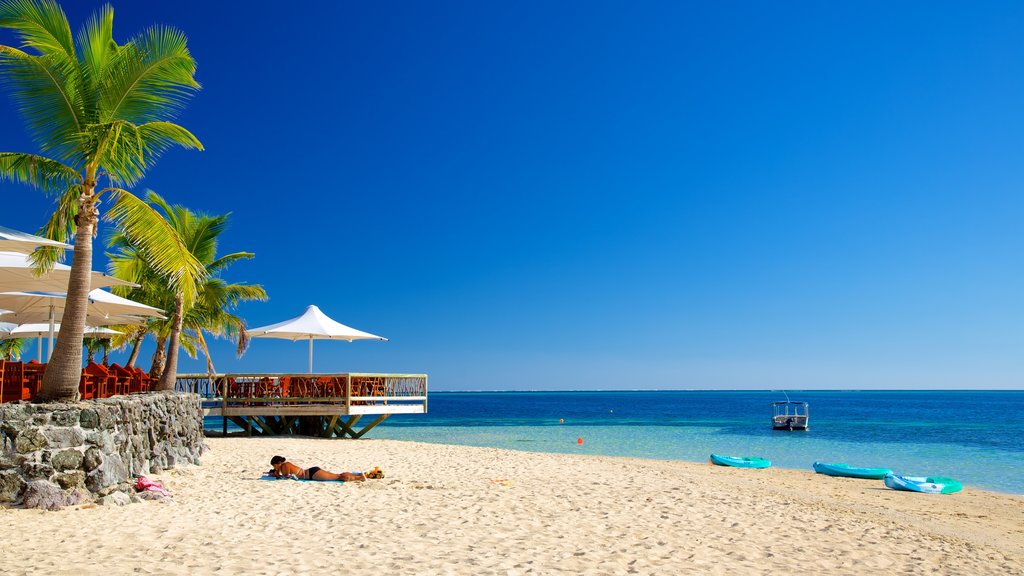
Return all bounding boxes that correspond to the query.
[219,374,388,404]
[0,360,153,403]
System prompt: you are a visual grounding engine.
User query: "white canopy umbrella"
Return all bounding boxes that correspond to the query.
[0,225,72,255]
[7,323,122,338]
[0,251,134,292]
[0,289,162,360]
[248,304,387,372]
[4,323,122,361]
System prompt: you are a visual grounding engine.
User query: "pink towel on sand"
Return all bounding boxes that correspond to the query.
[134,475,171,497]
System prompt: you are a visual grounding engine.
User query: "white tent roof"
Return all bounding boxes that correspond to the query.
[248,305,387,372]
[0,289,163,319]
[0,251,134,292]
[5,323,121,339]
[0,309,149,326]
[248,305,387,342]
[0,225,72,254]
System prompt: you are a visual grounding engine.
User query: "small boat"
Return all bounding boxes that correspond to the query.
[710,453,771,468]
[813,461,893,480]
[883,473,963,494]
[771,400,809,430]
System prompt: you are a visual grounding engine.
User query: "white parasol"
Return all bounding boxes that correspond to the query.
[247,305,387,372]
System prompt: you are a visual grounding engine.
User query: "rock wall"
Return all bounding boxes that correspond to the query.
[0,392,206,509]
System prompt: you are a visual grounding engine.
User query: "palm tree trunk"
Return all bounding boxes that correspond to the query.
[126,329,147,367]
[155,293,185,391]
[150,335,167,380]
[37,188,98,402]
[86,348,95,364]
[102,343,109,366]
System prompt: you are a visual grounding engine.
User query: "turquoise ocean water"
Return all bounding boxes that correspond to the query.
[208,390,1024,495]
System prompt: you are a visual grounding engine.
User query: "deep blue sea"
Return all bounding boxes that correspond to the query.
[207,390,1024,494]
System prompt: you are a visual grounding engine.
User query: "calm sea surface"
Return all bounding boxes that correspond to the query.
[208,390,1024,494]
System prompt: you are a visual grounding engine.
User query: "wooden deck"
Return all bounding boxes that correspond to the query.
[175,372,428,438]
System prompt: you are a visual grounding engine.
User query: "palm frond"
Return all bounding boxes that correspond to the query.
[107,323,145,351]
[26,183,80,272]
[0,151,78,191]
[75,3,115,122]
[205,251,253,275]
[104,187,206,305]
[101,24,200,124]
[84,120,201,185]
[0,0,75,59]
[220,283,268,306]
[183,212,227,263]
[0,44,85,161]
[194,328,217,374]
[0,336,30,360]
[178,330,198,359]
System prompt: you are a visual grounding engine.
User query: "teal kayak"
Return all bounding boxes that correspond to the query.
[709,454,771,468]
[883,474,963,494]
[813,461,893,480]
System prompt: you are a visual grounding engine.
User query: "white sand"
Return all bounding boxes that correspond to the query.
[2,437,1022,575]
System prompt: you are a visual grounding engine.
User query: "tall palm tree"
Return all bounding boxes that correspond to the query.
[109,192,267,389]
[0,1,207,400]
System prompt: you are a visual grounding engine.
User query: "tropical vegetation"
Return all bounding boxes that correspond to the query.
[108,192,267,390]
[0,0,207,400]
[0,337,27,360]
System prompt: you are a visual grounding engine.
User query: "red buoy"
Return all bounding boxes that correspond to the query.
[577,437,584,445]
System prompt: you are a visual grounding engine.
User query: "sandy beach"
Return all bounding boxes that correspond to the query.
[2,437,1021,575]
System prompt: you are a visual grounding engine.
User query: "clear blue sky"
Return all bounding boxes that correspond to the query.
[2,1,1022,389]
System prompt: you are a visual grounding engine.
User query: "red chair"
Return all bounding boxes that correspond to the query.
[317,376,342,398]
[84,362,114,398]
[110,364,135,394]
[131,367,150,393]
[78,371,97,400]
[22,360,45,400]
[2,361,31,403]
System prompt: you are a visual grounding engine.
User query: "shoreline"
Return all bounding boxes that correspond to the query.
[3,436,1022,574]
[205,428,1024,498]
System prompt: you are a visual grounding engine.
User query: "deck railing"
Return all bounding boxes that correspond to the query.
[175,372,429,414]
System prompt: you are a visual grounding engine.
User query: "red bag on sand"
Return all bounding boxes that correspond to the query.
[134,475,171,497]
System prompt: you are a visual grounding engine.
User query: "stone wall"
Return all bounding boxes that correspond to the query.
[0,392,206,509]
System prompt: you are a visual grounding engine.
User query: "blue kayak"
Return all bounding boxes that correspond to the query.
[813,461,893,480]
[710,454,771,468]
[884,474,963,494]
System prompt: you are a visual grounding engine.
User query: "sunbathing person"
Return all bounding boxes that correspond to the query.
[268,455,366,481]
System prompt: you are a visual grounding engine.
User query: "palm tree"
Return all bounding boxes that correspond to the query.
[0,337,28,361]
[0,1,207,400]
[109,192,267,389]
[83,337,109,364]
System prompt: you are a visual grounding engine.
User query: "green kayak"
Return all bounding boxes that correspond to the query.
[709,453,771,468]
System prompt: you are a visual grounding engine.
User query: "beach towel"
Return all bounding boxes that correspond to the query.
[134,475,172,497]
[259,474,345,484]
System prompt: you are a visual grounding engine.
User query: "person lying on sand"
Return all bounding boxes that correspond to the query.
[268,455,366,481]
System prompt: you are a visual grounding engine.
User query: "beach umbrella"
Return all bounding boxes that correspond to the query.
[6,323,122,338]
[0,225,72,255]
[3,323,122,362]
[0,251,134,292]
[0,289,162,360]
[247,304,387,372]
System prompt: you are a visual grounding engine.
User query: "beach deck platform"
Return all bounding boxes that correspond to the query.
[175,373,427,438]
